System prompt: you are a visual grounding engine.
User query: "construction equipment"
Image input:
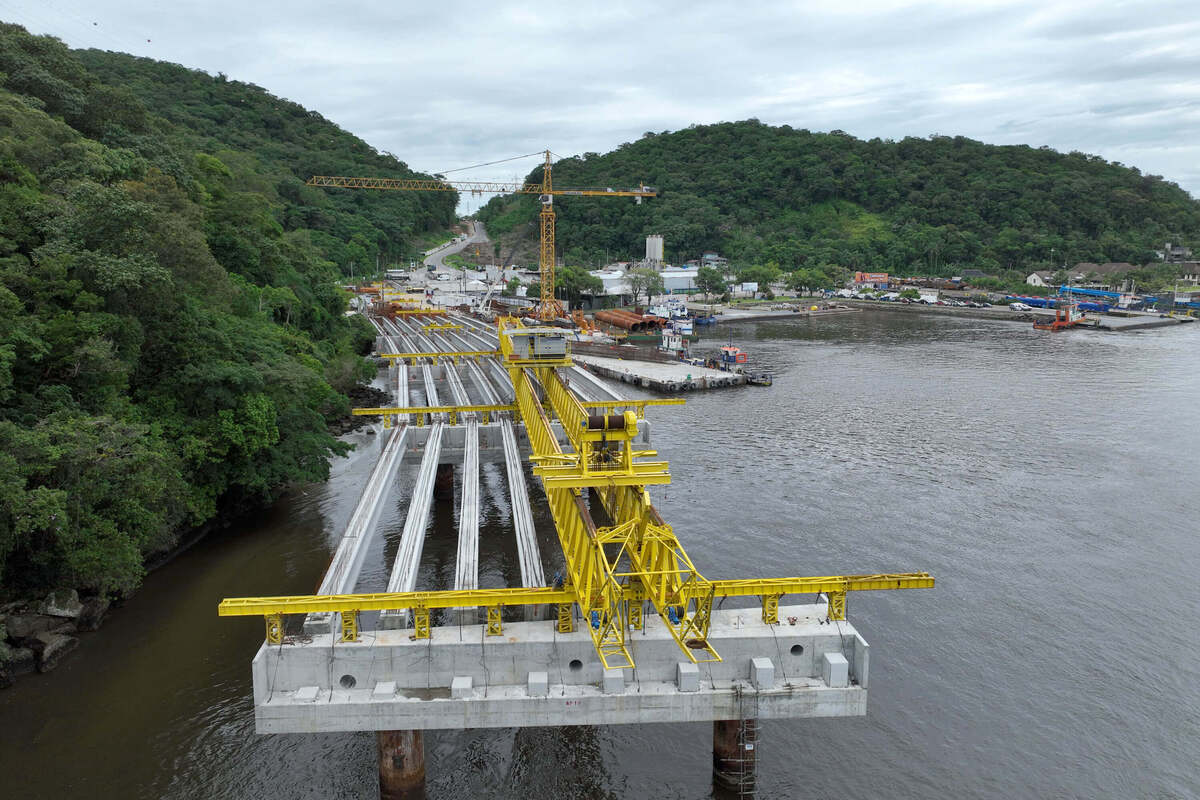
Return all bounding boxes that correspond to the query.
[572,308,595,334]
[474,281,498,320]
[220,320,934,669]
[306,151,655,321]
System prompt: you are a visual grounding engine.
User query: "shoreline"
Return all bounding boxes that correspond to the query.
[691,297,1195,331]
[0,379,386,689]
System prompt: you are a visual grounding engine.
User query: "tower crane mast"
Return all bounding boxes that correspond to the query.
[307,151,655,321]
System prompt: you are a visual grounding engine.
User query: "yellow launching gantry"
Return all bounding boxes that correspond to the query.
[305,150,655,321]
[219,320,934,670]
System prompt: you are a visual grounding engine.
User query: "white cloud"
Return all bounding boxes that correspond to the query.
[5,0,1198,205]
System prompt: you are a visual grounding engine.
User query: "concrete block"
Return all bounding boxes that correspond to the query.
[822,652,849,688]
[676,662,700,692]
[373,681,396,699]
[527,671,549,697]
[451,676,473,699]
[602,669,624,694]
[750,657,775,689]
[853,634,869,688]
[295,686,319,702]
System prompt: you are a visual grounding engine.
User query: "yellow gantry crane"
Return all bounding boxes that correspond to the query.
[306,150,656,321]
[219,320,934,669]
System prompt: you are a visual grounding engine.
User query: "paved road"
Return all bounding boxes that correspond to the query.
[423,220,489,274]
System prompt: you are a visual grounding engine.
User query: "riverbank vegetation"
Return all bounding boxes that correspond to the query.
[478,120,1200,280]
[0,23,455,599]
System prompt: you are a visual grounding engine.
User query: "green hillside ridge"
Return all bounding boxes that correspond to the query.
[0,22,454,599]
[479,121,1200,285]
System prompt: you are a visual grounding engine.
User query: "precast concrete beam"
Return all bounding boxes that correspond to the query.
[250,604,868,733]
[452,421,480,623]
[379,422,445,630]
[305,320,414,635]
[400,418,651,465]
[462,359,500,406]
[501,418,545,595]
[304,426,409,634]
[567,364,622,401]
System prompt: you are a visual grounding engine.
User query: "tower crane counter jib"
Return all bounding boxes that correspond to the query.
[306,150,656,321]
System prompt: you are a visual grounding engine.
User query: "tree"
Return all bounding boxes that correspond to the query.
[786,268,833,295]
[503,277,521,296]
[627,268,664,306]
[555,264,602,306]
[475,118,1200,278]
[736,263,782,297]
[695,265,726,300]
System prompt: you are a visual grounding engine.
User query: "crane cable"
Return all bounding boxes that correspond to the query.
[433,151,548,176]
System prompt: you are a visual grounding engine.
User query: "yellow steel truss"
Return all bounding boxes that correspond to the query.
[222,319,934,667]
[378,350,497,365]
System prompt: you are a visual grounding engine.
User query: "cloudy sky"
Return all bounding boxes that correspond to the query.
[4,0,1199,209]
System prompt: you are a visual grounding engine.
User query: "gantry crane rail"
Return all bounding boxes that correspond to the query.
[220,320,934,669]
[306,150,656,321]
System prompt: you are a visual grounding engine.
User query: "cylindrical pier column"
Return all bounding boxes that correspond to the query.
[713,718,758,795]
[378,729,425,800]
[434,463,454,500]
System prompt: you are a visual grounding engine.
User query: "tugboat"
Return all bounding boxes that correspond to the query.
[658,326,690,357]
[718,344,748,368]
[1033,290,1094,331]
[705,339,773,386]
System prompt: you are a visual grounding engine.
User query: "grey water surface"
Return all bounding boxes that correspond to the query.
[2,310,1197,799]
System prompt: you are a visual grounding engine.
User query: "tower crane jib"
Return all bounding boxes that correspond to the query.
[306,150,656,321]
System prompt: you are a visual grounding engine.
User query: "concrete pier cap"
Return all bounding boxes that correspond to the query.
[250,603,869,733]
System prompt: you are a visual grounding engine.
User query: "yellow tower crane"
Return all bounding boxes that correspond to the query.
[306,151,655,321]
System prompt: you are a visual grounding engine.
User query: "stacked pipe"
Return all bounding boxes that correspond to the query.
[594,309,667,332]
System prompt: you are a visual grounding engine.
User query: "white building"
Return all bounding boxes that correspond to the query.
[589,267,632,297]
[1027,270,1085,288]
[661,267,698,293]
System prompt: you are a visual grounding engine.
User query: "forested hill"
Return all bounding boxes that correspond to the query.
[0,22,452,599]
[478,120,1200,274]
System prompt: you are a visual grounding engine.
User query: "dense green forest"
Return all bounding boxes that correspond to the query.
[479,121,1200,282]
[0,22,454,599]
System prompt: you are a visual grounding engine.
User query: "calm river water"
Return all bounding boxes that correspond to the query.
[2,310,1198,799]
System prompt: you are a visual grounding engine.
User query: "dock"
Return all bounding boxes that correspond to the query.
[572,354,745,391]
[687,303,861,323]
[836,299,1196,331]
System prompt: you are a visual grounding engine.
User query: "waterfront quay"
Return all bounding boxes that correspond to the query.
[572,354,745,391]
[836,298,1195,331]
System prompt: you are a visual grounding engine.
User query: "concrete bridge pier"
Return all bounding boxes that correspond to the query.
[378,729,425,800]
[713,718,758,796]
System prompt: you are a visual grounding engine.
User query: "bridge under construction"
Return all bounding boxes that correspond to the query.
[219,308,933,797]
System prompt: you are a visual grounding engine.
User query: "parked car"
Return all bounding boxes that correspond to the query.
[1009,302,1033,311]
